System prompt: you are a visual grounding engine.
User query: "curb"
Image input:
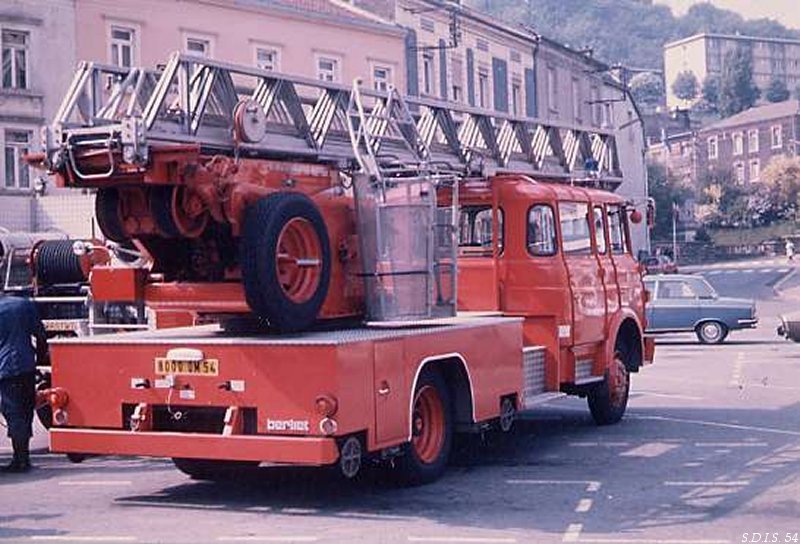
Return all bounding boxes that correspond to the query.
[773,267,798,297]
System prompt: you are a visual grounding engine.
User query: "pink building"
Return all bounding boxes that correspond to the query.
[74,0,406,92]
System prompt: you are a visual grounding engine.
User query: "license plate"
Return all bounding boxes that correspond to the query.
[45,320,81,332]
[154,358,219,376]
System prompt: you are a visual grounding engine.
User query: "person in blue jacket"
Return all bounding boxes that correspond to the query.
[0,295,48,473]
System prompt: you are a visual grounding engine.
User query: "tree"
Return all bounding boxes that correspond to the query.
[719,46,760,117]
[672,70,699,102]
[629,72,665,107]
[701,74,721,112]
[759,156,800,221]
[765,77,791,103]
[647,162,692,239]
[695,166,753,226]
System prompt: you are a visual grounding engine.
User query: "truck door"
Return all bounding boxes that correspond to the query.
[592,205,619,321]
[559,201,606,346]
[607,204,644,318]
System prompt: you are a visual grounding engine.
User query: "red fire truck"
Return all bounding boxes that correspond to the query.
[33,53,654,484]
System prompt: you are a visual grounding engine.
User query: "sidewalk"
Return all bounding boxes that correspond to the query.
[681,257,796,272]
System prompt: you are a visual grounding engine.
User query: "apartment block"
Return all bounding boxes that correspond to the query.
[664,33,800,109]
[698,99,800,184]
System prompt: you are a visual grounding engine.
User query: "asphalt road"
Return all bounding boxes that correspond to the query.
[2,265,800,544]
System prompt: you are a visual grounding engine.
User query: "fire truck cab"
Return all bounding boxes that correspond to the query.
[458,175,650,423]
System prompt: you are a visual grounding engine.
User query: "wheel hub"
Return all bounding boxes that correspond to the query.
[275,217,322,303]
[608,355,629,407]
[411,386,445,464]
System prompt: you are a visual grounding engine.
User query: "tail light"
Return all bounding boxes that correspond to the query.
[48,388,70,426]
[315,394,338,418]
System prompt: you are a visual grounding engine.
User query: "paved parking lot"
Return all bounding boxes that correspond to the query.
[2,267,799,543]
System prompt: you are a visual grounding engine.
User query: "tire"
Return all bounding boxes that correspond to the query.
[95,188,128,243]
[588,346,630,426]
[241,192,331,333]
[394,368,453,486]
[35,368,52,430]
[172,458,259,481]
[696,321,728,344]
[150,185,207,239]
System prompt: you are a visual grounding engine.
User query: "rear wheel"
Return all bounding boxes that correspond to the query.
[241,192,331,333]
[172,458,259,481]
[95,187,127,243]
[34,368,52,430]
[394,369,453,486]
[696,321,728,344]
[588,351,630,426]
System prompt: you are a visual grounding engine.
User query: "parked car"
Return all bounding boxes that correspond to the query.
[643,255,678,275]
[777,312,800,342]
[643,274,757,344]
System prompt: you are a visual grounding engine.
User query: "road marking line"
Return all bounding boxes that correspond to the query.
[573,539,730,543]
[630,414,800,437]
[664,481,749,487]
[57,480,133,486]
[30,538,137,542]
[619,442,677,458]
[569,442,630,447]
[638,392,704,400]
[574,498,593,513]
[507,479,601,492]
[562,524,583,542]
[694,442,768,447]
[407,538,516,543]
[217,538,319,543]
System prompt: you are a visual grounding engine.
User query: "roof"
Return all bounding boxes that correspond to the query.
[700,100,800,132]
[665,32,800,50]
[230,0,401,33]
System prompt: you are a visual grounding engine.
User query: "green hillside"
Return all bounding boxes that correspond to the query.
[467,0,800,69]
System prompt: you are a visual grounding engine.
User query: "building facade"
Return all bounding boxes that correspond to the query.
[664,33,800,110]
[697,100,800,184]
[2,0,649,253]
[1,0,77,231]
[74,0,406,93]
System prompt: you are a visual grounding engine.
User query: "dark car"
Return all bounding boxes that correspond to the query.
[777,312,800,342]
[643,255,678,275]
[643,274,757,344]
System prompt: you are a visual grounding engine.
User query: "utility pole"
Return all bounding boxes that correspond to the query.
[672,202,678,263]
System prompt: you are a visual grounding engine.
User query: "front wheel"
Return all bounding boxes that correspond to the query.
[696,321,728,344]
[393,369,453,486]
[588,353,630,426]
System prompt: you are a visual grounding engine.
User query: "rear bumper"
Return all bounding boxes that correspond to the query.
[50,428,340,465]
[737,318,758,328]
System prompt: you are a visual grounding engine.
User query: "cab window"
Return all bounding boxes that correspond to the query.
[459,206,503,255]
[559,202,592,255]
[607,204,629,254]
[593,206,607,254]
[527,204,557,256]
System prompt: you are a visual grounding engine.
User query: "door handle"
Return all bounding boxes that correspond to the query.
[378,381,391,396]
